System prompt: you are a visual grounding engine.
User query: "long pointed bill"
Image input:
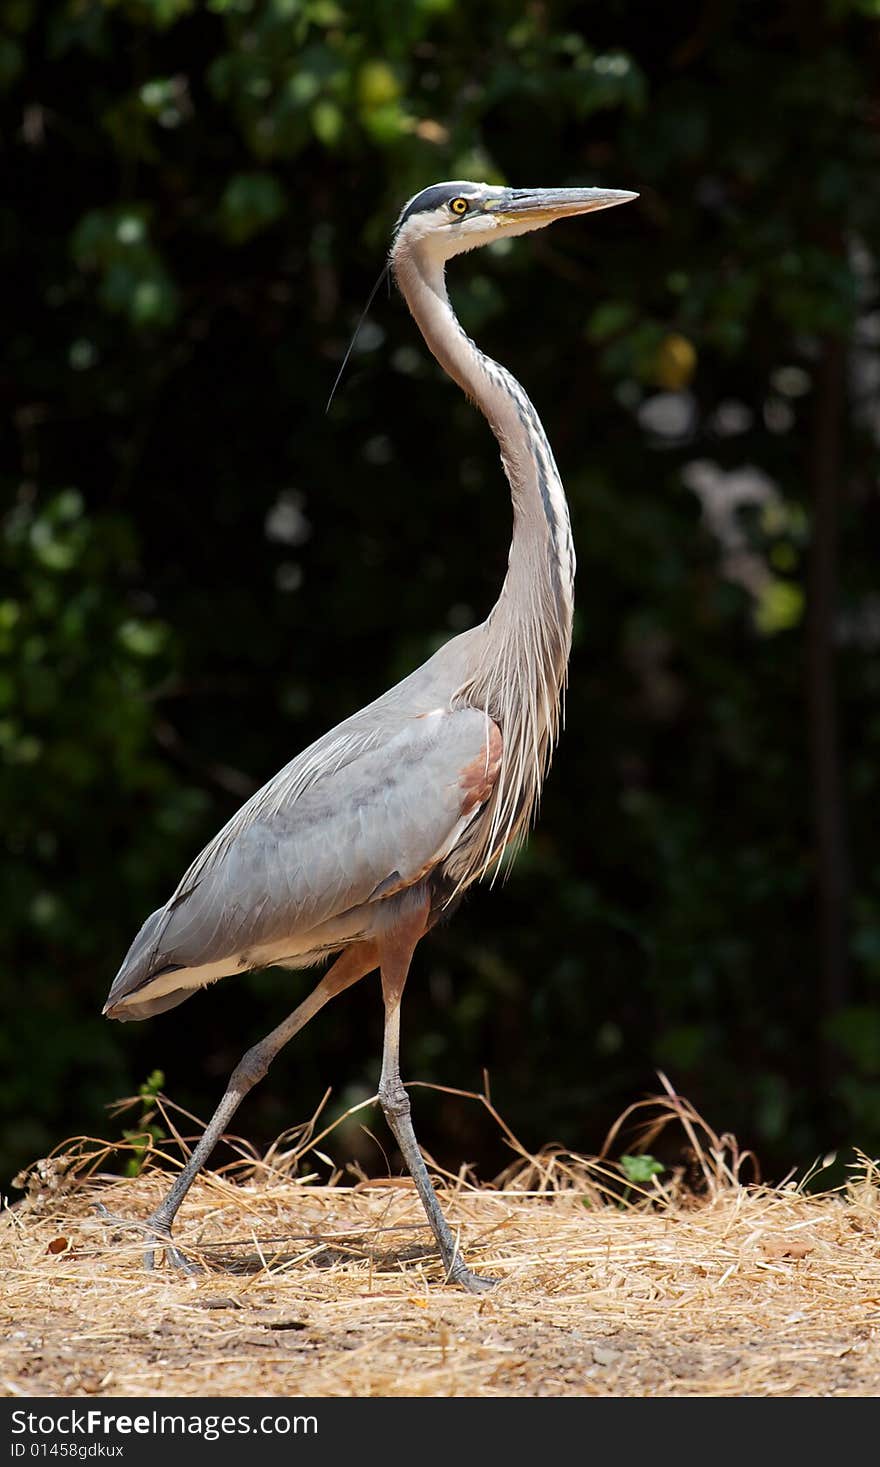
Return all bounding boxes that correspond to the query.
[488,186,638,229]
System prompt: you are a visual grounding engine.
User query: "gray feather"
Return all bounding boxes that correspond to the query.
[106,695,496,1013]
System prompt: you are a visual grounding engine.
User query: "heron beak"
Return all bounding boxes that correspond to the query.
[487,186,638,228]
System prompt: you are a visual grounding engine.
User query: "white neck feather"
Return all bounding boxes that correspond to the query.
[392,238,575,883]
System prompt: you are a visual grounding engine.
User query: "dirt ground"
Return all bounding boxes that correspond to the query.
[2,1121,880,1398]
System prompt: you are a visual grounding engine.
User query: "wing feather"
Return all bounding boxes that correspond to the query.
[106,706,499,1013]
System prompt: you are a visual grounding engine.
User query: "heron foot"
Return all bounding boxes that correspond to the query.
[447,1259,497,1294]
[459,1270,497,1294]
[94,1202,203,1275]
[143,1229,203,1276]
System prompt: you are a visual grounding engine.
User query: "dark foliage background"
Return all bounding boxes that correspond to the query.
[2,0,879,1189]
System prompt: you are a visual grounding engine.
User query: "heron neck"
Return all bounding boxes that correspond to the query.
[393,246,575,690]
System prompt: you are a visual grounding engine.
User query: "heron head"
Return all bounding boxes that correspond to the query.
[391,180,638,264]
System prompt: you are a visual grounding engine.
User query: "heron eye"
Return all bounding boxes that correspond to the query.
[449,197,469,216]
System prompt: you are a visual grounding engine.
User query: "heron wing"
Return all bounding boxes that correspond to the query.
[106,706,500,1013]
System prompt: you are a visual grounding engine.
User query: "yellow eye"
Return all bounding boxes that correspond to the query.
[450,197,469,216]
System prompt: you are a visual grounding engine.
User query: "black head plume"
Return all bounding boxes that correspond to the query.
[325,261,392,414]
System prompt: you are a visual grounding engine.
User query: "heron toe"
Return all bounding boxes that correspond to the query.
[455,1267,497,1295]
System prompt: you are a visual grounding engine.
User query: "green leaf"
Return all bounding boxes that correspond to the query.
[586,301,636,343]
[311,99,343,146]
[220,172,287,244]
[754,580,804,636]
[116,619,168,658]
[620,1154,664,1184]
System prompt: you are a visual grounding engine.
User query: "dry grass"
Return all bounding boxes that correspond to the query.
[2,1077,880,1398]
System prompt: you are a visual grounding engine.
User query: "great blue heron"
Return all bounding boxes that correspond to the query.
[103,179,637,1293]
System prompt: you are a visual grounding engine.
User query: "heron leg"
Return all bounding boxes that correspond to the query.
[377,916,496,1295]
[121,941,379,1271]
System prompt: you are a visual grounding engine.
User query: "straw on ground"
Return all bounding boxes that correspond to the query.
[2,1080,879,1397]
